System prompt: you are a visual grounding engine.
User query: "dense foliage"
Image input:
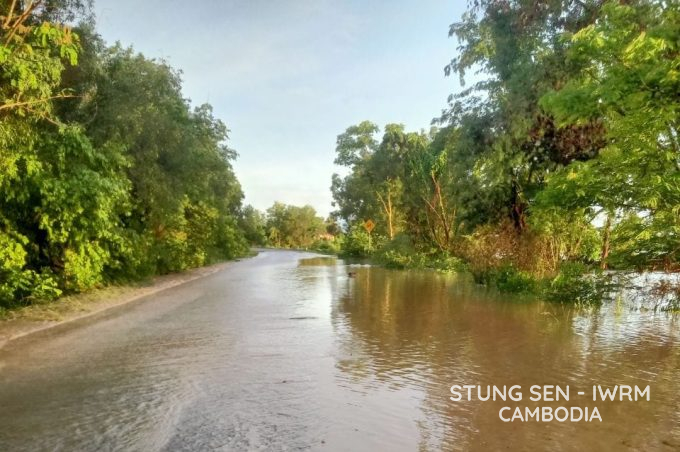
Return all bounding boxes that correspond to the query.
[0,1,248,306]
[232,201,338,252]
[265,202,325,249]
[331,0,680,298]
[3,0,678,307]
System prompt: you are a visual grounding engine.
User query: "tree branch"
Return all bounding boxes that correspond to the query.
[3,0,18,28]
[0,94,79,112]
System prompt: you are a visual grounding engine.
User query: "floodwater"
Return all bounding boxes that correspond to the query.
[0,250,678,451]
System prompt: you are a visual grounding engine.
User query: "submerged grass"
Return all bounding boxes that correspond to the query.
[359,247,613,305]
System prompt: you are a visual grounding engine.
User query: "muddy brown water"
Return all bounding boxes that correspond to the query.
[0,250,678,451]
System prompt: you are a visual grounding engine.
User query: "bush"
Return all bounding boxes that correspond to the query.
[340,224,382,257]
[211,215,249,261]
[107,231,156,281]
[0,232,29,305]
[25,270,62,302]
[379,249,417,268]
[492,265,538,293]
[62,244,109,292]
[376,234,418,268]
[542,262,607,305]
[428,254,467,273]
[0,232,62,306]
[312,237,342,255]
[375,234,466,272]
[458,220,587,282]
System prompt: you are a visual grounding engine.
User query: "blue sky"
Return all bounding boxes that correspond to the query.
[95,0,467,217]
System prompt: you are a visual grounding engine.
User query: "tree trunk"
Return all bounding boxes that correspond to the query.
[600,214,612,270]
[432,174,452,249]
[387,194,394,240]
[510,181,527,232]
[376,190,395,240]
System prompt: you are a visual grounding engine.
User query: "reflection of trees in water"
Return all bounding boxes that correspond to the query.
[330,266,680,450]
[298,257,339,267]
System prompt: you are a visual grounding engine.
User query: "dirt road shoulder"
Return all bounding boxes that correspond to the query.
[0,260,235,350]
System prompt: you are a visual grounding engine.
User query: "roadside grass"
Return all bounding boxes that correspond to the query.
[0,284,147,322]
[0,251,260,323]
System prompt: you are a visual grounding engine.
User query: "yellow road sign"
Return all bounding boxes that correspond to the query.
[364,219,375,233]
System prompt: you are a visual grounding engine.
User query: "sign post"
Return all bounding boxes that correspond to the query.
[363,219,375,250]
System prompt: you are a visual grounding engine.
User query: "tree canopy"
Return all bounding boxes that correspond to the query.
[332,0,680,279]
[0,1,249,306]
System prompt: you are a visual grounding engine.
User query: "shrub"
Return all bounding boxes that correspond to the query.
[375,234,418,268]
[312,237,342,255]
[428,254,467,273]
[26,270,62,302]
[340,224,382,257]
[0,232,62,306]
[542,262,607,305]
[492,265,538,293]
[62,244,109,292]
[457,220,590,282]
[0,232,29,304]
[375,234,466,272]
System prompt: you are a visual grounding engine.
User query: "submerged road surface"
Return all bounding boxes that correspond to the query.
[0,250,679,451]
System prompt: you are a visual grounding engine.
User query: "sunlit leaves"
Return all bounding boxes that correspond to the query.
[537,0,680,269]
[265,202,324,249]
[0,3,249,305]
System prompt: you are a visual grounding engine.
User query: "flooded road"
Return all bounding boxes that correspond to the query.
[0,250,678,451]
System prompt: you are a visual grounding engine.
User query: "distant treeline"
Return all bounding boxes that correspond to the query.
[0,1,249,306]
[240,202,340,253]
[330,1,680,298]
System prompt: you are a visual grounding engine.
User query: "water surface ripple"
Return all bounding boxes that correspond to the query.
[0,251,678,451]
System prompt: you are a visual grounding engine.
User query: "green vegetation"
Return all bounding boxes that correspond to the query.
[331,0,680,303]
[252,201,340,254]
[231,200,342,253]
[0,1,250,308]
[2,0,678,309]
[265,202,325,249]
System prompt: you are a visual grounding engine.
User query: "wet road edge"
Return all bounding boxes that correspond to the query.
[0,256,254,350]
